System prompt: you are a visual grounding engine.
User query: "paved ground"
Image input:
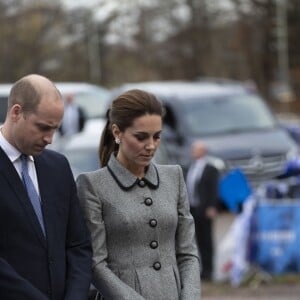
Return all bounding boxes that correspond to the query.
[202,212,300,299]
[202,280,300,299]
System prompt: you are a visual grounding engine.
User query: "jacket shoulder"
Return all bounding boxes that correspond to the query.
[155,164,184,181]
[155,163,182,173]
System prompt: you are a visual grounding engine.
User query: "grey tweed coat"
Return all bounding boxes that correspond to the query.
[76,154,201,300]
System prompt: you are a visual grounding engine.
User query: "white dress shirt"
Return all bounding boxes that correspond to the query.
[0,130,40,195]
[186,158,207,207]
[61,103,80,135]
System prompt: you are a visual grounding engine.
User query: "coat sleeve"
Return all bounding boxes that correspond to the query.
[76,173,146,300]
[0,258,49,300]
[175,165,201,300]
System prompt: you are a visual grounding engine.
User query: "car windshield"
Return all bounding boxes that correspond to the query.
[74,89,110,119]
[182,93,277,136]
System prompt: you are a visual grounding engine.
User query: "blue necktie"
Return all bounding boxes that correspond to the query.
[20,154,46,236]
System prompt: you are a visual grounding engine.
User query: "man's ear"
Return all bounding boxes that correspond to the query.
[10,104,23,121]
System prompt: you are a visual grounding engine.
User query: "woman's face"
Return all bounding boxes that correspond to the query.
[114,114,162,176]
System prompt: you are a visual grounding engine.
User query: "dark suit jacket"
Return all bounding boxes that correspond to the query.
[192,163,219,217]
[0,148,92,300]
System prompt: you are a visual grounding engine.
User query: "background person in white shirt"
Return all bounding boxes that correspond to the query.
[59,93,86,136]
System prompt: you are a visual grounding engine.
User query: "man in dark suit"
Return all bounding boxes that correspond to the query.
[0,74,92,299]
[186,141,219,281]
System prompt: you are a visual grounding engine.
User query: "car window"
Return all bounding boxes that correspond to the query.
[163,105,176,130]
[183,93,277,136]
[73,90,110,119]
[0,96,8,124]
[55,83,110,120]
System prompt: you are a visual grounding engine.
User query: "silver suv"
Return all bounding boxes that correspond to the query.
[110,80,299,187]
[0,82,110,123]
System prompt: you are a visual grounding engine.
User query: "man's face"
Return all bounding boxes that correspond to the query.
[12,97,64,155]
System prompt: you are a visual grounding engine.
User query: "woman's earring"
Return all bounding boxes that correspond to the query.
[115,137,120,144]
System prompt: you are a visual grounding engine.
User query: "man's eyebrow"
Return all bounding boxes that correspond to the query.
[36,122,59,130]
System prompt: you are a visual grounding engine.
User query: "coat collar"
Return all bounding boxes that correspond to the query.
[107,154,159,190]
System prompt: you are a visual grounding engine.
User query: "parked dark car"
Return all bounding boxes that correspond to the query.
[110,80,299,188]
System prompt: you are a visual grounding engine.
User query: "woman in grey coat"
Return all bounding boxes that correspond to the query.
[76,89,201,300]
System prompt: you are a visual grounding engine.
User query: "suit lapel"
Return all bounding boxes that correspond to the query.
[0,148,47,248]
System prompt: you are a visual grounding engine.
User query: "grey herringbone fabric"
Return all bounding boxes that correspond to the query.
[77,154,201,300]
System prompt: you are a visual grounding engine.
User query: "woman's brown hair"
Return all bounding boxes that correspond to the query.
[99,89,163,167]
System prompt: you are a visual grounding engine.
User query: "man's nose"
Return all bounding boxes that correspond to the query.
[43,132,54,144]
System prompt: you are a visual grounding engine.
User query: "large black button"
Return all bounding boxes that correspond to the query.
[149,219,157,227]
[138,180,146,187]
[153,262,161,270]
[150,240,158,249]
[144,197,153,206]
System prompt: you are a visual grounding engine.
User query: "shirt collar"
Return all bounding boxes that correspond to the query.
[107,153,159,191]
[0,128,34,163]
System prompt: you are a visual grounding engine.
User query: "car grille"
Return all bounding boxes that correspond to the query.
[225,153,287,188]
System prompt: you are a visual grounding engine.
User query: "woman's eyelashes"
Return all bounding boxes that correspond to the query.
[134,132,161,141]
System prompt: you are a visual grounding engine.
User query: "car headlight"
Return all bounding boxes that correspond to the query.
[286,146,300,161]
